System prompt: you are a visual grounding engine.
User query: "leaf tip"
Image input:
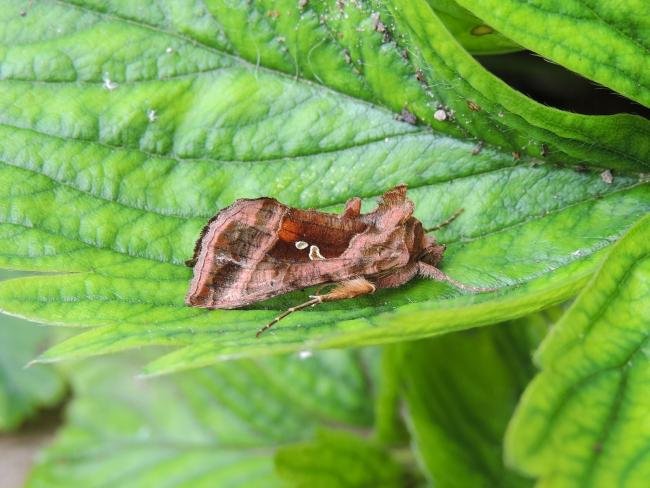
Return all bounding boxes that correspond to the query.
[23,356,56,368]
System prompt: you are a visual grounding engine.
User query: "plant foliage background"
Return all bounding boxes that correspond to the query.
[0,0,648,486]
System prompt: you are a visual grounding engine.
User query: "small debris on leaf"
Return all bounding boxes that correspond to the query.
[371,12,386,33]
[467,100,481,112]
[396,108,417,125]
[103,76,118,91]
[471,25,494,36]
[343,48,352,64]
[600,169,613,184]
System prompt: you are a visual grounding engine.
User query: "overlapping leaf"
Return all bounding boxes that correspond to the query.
[385,0,649,169]
[0,270,65,431]
[275,429,409,487]
[393,312,558,487]
[456,0,650,106]
[0,0,648,372]
[429,0,522,55]
[505,215,650,486]
[28,349,377,487]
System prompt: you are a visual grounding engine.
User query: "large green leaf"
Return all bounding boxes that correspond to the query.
[394,312,558,487]
[0,0,648,372]
[0,270,65,431]
[275,429,409,487]
[28,349,377,487]
[505,215,650,486]
[456,0,650,106]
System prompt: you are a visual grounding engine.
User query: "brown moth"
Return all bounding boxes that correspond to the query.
[185,185,491,336]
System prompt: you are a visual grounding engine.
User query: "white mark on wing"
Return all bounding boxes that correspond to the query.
[309,245,325,260]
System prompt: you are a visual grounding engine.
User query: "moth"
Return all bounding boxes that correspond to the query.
[185,185,491,336]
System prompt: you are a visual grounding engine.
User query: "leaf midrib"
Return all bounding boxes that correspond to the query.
[1,136,520,221]
[0,121,422,167]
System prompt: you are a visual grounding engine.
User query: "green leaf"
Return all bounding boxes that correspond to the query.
[456,0,650,106]
[373,346,409,445]
[0,270,65,431]
[28,349,375,487]
[275,429,409,488]
[394,315,555,487]
[0,0,648,372]
[430,0,523,55]
[0,314,65,431]
[505,215,650,486]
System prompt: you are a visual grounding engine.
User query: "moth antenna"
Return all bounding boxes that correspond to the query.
[417,262,496,293]
[425,208,464,233]
[256,296,323,338]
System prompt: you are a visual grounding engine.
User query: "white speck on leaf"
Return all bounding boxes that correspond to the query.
[600,169,613,184]
[103,76,118,91]
[434,109,447,121]
[298,350,313,359]
[147,109,157,122]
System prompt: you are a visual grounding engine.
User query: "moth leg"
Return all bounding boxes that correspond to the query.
[314,277,376,301]
[417,262,495,293]
[256,277,376,337]
[373,263,418,289]
[424,208,464,233]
